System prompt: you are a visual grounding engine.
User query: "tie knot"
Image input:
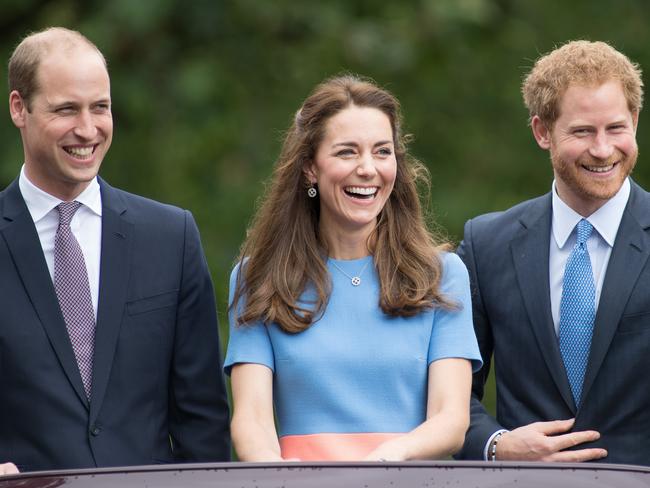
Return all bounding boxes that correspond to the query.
[576,219,593,245]
[57,201,82,226]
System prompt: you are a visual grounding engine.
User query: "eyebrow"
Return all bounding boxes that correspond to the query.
[47,99,76,107]
[332,140,394,148]
[568,116,630,128]
[48,97,112,108]
[606,119,630,125]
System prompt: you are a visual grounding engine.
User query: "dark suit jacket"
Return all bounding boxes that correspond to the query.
[0,177,230,471]
[456,180,650,465]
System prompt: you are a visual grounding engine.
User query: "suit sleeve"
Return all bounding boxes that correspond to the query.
[168,210,231,461]
[455,218,505,460]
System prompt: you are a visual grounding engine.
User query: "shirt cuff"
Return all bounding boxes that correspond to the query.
[483,429,509,461]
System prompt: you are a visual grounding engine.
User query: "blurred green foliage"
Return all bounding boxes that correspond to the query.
[2,0,650,417]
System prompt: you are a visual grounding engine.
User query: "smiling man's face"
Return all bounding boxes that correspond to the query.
[533,80,638,216]
[10,44,112,201]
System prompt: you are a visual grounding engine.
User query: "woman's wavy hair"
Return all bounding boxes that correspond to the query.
[231,74,453,333]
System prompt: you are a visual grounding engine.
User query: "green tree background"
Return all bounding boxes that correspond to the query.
[2,0,649,416]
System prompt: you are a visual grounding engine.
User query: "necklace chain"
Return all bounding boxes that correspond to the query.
[330,258,371,286]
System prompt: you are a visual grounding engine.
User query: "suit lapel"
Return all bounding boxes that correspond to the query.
[511,194,576,412]
[0,180,89,407]
[580,182,650,404]
[89,179,133,422]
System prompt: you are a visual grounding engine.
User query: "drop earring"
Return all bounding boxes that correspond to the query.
[307,185,317,198]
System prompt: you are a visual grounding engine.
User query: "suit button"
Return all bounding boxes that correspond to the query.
[90,425,101,436]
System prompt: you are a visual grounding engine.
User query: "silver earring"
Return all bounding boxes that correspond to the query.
[307,185,317,198]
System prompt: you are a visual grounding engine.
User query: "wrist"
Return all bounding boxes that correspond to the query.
[383,437,411,461]
[488,432,504,461]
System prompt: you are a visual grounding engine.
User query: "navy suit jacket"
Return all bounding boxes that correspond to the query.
[0,177,230,471]
[456,180,650,465]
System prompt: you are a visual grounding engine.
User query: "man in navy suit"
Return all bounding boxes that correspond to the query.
[457,40,650,465]
[0,27,229,474]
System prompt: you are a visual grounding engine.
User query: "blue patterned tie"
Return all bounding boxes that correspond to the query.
[559,219,595,407]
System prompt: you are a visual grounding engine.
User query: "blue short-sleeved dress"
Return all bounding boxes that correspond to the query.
[224,252,482,460]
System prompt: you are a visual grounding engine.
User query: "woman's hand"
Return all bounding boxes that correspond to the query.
[363,438,408,461]
[0,463,19,475]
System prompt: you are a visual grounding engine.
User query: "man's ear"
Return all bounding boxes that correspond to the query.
[531,115,552,150]
[9,90,27,129]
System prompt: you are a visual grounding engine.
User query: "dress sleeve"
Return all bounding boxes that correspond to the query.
[427,252,483,372]
[223,263,275,375]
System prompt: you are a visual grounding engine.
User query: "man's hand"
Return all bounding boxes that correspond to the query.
[496,419,607,462]
[0,463,19,475]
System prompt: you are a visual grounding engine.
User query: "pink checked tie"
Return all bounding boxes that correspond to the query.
[54,201,96,399]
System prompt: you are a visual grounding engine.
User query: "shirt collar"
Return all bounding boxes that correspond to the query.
[551,177,630,249]
[18,165,103,223]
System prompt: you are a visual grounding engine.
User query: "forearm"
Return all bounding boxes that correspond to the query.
[366,403,470,462]
[230,363,280,461]
[231,415,283,461]
[398,409,469,460]
[377,358,473,460]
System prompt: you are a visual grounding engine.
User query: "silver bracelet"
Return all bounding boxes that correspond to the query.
[489,432,504,461]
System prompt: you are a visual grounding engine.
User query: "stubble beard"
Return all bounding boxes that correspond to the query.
[550,148,637,204]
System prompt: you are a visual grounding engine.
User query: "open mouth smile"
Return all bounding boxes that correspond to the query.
[343,186,379,200]
[63,145,97,160]
[583,163,616,173]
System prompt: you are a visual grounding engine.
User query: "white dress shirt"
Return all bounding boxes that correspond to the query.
[549,178,630,333]
[18,166,103,317]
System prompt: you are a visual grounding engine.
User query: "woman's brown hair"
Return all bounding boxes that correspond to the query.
[231,74,453,333]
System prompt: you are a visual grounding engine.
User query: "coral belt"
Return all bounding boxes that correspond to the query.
[280,432,400,461]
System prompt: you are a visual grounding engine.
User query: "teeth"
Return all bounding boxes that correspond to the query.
[345,186,378,195]
[65,146,94,158]
[584,164,614,173]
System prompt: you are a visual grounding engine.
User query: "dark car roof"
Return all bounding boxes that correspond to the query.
[1,461,649,488]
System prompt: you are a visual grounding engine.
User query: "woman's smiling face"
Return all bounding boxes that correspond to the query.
[307,105,397,241]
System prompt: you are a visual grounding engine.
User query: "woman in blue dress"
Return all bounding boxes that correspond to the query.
[225,74,482,461]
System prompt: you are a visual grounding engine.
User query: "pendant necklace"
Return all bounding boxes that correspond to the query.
[330,258,371,286]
